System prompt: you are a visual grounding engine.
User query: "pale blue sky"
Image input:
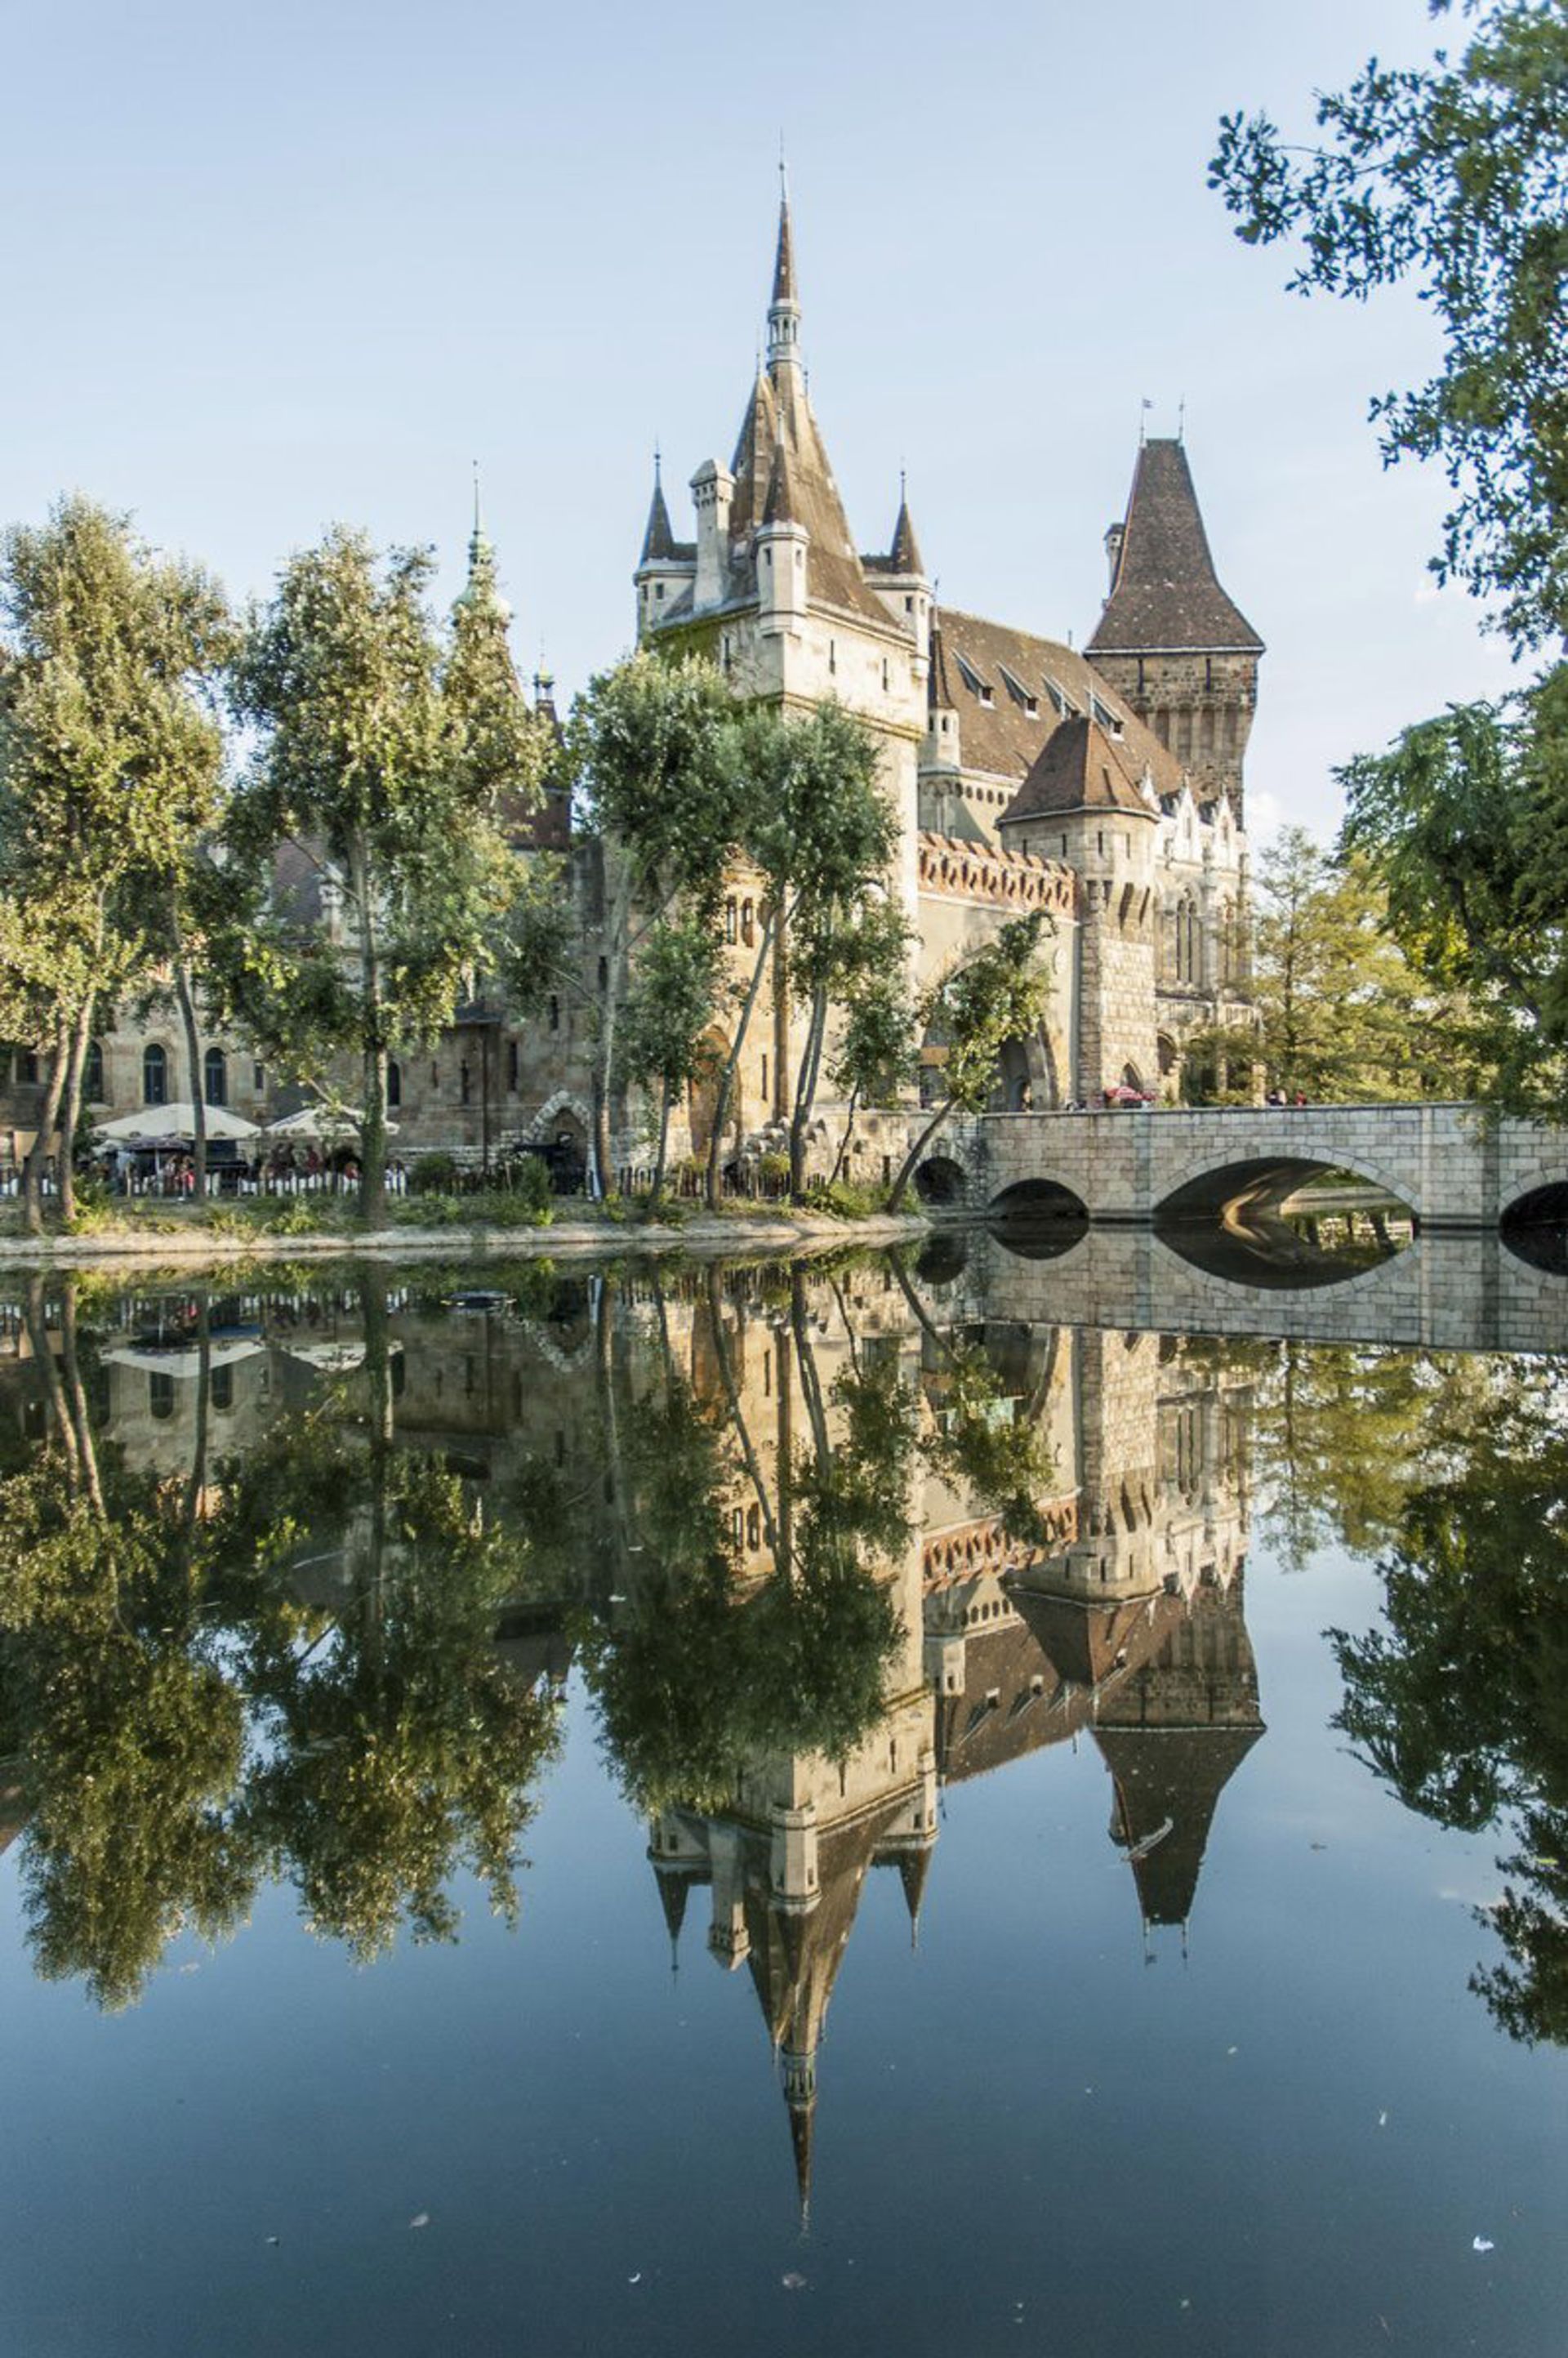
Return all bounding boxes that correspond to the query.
[7,0,1519,841]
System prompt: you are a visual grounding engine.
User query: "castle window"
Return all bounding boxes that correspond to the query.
[999,663,1038,715]
[149,1371,175,1421]
[549,994,559,1032]
[904,596,913,613]
[507,1039,519,1090]
[741,899,755,947]
[17,1048,38,1085]
[203,1046,227,1108]
[461,1062,472,1105]
[882,658,889,692]
[598,957,608,991]
[83,1040,105,1102]
[760,1054,768,1100]
[721,635,733,673]
[724,898,737,943]
[143,1042,167,1107]
[829,640,837,675]
[387,1059,402,1108]
[430,1062,439,1088]
[253,1062,265,1094]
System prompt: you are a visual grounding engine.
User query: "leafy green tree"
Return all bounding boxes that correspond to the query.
[693,700,897,1207]
[224,529,541,1222]
[825,898,918,1185]
[617,912,727,1207]
[1339,675,1568,1116]
[0,496,229,1228]
[567,653,743,1191]
[1232,825,1487,1102]
[1211,4,1568,1117]
[1210,0,1568,653]
[887,914,1054,1209]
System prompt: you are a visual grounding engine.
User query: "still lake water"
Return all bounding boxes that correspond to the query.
[1,1239,1566,2356]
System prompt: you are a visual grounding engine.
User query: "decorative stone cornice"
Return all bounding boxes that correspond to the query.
[917,831,1078,918]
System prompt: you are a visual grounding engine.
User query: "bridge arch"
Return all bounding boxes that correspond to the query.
[914,1153,970,1208]
[1154,1148,1418,1227]
[986,1176,1090,1259]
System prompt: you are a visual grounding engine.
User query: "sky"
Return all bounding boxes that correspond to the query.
[4,0,1523,845]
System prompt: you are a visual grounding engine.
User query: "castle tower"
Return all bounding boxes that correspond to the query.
[998,713,1160,1099]
[1085,439,1263,822]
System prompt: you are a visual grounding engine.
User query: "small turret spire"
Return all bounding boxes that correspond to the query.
[639,445,679,564]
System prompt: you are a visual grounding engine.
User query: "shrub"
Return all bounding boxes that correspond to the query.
[410,1152,461,1195]
[510,1155,553,1218]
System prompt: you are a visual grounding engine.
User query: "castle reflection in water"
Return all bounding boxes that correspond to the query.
[0,1251,1267,2216]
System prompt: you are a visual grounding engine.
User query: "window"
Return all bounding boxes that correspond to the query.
[211,1364,234,1414]
[746,1505,761,1550]
[203,1046,227,1108]
[598,957,608,991]
[548,994,560,1032]
[149,1370,175,1421]
[724,899,737,944]
[999,663,1038,715]
[253,1062,266,1094]
[430,1062,439,1089]
[741,899,755,947]
[507,1040,519,1090]
[829,639,837,675]
[143,1042,167,1107]
[386,1059,402,1109]
[83,1040,105,1102]
[760,1054,768,1100]
[17,1048,38,1085]
[461,1061,472,1105]
[654,582,665,601]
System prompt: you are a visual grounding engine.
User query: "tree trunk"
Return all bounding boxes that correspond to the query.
[58,1278,105,1521]
[828,1083,862,1189]
[705,907,782,1210]
[649,1074,673,1212]
[788,985,828,1201]
[22,1274,78,1487]
[351,842,389,1227]
[360,1264,394,1675]
[705,1264,779,1562]
[887,1094,956,1211]
[589,1067,608,1201]
[174,953,207,1205]
[594,872,634,1201]
[21,1021,69,1236]
[56,1001,95,1227]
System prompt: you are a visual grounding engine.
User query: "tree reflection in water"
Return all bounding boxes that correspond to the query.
[1327,1357,1568,2046]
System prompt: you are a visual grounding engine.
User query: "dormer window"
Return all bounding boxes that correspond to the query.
[998,663,1040,718]
[954,651,993,706]
[1090,693,1123,737]
[1044,676,1075,718]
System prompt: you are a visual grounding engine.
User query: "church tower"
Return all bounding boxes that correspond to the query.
[1085,439,1263,822]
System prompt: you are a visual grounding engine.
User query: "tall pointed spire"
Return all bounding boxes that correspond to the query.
[888,473,924,577]
[1085,439,1261,656]
[767,163,803,388]
[457,468,510,627]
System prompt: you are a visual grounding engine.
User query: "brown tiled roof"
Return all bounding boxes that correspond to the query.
[1004,714,1160,823]
[1086,439,1263,655]
[930,606,1182,797]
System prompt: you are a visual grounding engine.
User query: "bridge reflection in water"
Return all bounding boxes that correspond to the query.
[0,1237,1556,2236]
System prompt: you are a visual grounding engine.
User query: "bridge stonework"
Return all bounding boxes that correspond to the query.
[929,1103,1563,1230]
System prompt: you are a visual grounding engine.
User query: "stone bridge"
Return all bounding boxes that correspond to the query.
[916,1103,1568,1232]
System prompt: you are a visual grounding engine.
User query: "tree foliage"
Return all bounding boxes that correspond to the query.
[1211,0,1568,653]
[224,530,541,1220]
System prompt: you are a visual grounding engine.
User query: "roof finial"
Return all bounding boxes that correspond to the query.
[1178,394,1187,444]
[471,457,481,538]
[653,439,662,486]
[1139,395,1152,449]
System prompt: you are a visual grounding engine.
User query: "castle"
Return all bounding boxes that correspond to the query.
[0,188,1263,1176]
[626,185,1262,1154]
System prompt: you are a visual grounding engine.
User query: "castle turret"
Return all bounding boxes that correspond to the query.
[634,451,695,638]
[1085,438,1263,821]
[690,457,736,613]
[756,437,808,632]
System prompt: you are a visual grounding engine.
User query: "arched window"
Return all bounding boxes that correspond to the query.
[83,1040,105,1102]
[203,1046,227,1107]
[148,1370,175,1421]
[143,1042,167,1107]
[386,1059,402,1109]
[741,899,755,947]
[1170,895,1200,986]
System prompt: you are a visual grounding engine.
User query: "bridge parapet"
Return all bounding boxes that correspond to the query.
[916,1103,1567,1231]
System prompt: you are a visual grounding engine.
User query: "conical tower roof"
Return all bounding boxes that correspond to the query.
[639,455,686,564]
[889,489,924,577]
[1087,439,1263,655]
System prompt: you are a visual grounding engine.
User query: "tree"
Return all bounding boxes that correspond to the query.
[1211,3,1568,1116]
[826,898,918,1186]
[887,915,1054,1210]
[1339,675,1568,1116]
[1227,824,1489,1102]
[703,701,897,1207]
[0,496,230,1228]
[225,529,541,1223]
[617,912,727,1208]
[1210,0,1568,653]
[567,653,743,1192]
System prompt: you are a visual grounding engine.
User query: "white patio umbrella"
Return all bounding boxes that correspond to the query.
[94,1103,261,1143]
[265,1105,399,1140]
